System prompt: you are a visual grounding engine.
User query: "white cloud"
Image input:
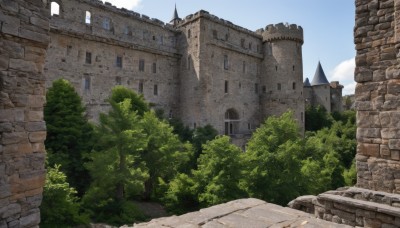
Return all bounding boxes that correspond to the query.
[330,57,355,81]
[342,81,356,95]
[102,0,142,10]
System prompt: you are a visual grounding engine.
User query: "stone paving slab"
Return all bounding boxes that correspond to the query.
[126,199,351,228]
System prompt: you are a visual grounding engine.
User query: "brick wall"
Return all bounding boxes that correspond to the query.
[0,0,49,227]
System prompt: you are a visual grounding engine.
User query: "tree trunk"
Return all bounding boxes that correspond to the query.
[116,150,126,201]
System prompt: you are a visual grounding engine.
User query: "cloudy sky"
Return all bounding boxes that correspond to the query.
[93,0,356,94]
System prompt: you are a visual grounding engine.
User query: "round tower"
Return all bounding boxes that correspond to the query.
[259,23,304,132]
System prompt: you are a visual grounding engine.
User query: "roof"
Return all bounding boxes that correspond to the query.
[311,61,330,86]
[170,4,181,23]
[303,78,311,87]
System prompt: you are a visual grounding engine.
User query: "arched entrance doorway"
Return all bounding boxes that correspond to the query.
[224,108,240,135]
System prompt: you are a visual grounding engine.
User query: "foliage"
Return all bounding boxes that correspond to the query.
[110,85,149,116]
[44,79,94,195]
[163,136,246,212]
[140,111,192,200]
[168,117,194,143]
[343,159,357,186]
[305,105,334,131]
[41,165,89,227]
[242,111,306,205]
[189,124,218,169]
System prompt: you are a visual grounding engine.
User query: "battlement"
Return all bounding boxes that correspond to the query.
[260,23,303,44]
[177,10,262,39]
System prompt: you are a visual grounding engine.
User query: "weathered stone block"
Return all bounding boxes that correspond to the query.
[25,121,46,132]
[9,59,38,73]
[20,211,40,227]
[28,131,46,143]
[389,139,400,150]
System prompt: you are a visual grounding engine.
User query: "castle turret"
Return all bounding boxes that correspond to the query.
[259,23,305,131]
[310,62,331,112]
[170,4,181,26]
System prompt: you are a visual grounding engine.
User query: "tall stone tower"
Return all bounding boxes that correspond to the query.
[260,23,305,129]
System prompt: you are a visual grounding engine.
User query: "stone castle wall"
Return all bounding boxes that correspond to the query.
[354,0,400,193]
[0,0,49,227]
[43,0,305,136]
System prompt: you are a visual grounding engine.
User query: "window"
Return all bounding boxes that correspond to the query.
[116,56,122,68]
[248,42,252,50]
[241,39,245,48]
[277,83,281,90]
[116,77,121,85]
[212,30,217,39]
[85,11,91,24]
[225,33,229,41]
[187,55,191,70]
[138,81,143,94]
[224,80,229,94]
[301,112,304,123]
[293,65,295,71]
[67,45,72,55]
[139,59,145,72]
[188,29,191,38]
[152,62,157,73]
[242,61,246,73]
[103,18,111,30]
[154,84,158,95]
[292,82,296,90]
[262,85,266,93]
[224,55,228,70]
[275,65,278,71]
[85,52,91,64]
[124,26,130,35]
[255,83,258,94]
[84,77,90,90]
[51,2,60,16]
[152,35,156,41]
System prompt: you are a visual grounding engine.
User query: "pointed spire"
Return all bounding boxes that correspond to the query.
[311,61,330,86]
[170,4,181,26]
[304,78,311,87]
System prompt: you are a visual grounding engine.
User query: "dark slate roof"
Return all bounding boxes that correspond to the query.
[311,61,330,86]
[170,4,181,22]
[304,78,311,87]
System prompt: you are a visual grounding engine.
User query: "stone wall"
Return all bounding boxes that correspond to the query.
[354,0,400,193]
[0,0,49,227]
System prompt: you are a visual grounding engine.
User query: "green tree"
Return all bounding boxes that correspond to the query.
[140,111,192,200]
[41,165,89,227]
[163,136,246,213]
[305,105,333,131]
[190,124,218,169]
[44,79,94,195]
[110,85,149,116]
[242,111,306,205]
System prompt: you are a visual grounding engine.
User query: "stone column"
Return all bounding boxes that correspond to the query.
[0,0,49,227]
[354,0,400,193]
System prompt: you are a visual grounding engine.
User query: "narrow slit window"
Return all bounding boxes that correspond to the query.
[152,62,157,73]
[187,55,191,70]
[225,80,229,94]
[139,59,145,72]
[85,11,91,24]
[51,2,60,16]
[84,77,90,90]
[224,55,228,70]
[138,81,143,94]
[277,83,281,90]
[188,29,191,38]
[154,84,158,96]
[255,83,258,94]
[85,52,91,64]
[293,82,296,90]
[116,56,122,68]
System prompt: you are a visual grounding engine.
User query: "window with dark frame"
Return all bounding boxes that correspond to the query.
[138,81,143,94]
[139,59,145,72]
[224,55,228,70]
[152,62,157,73]
[85,11,91,24]
[116,56,122,68]
[293,82,296,90]
[225,80,229,93]
[154,84,158,95]
[85,52,91,64]
[84,77,90,90]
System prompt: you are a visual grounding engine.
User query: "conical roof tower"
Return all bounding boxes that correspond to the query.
[311,61,330,86]
[170,4,181,26]
[304,78,311,87]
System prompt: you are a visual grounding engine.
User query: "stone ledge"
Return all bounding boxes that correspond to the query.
[127,198,351,228]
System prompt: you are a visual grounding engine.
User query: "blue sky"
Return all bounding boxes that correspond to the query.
[99,0,356,95]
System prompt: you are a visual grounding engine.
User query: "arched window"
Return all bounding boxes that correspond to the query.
[224,108,239,135]
[51,2,60,16]
[85,11,91,24]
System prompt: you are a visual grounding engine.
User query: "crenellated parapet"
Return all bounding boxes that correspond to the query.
[261,23,303,44]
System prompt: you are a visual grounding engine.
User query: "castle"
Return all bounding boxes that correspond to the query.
[44,0,306,139]
[304,62,343,113]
